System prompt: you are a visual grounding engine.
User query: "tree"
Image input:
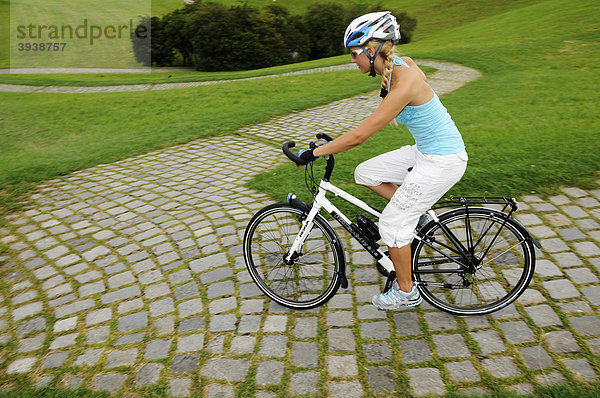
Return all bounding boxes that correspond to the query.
[183,2,287,71]
[132,3,200,67]
[131,16,152,66]
[395,11,417,44]
[303,2,347,59]
[162,8,195,66]
[265,4,310,62]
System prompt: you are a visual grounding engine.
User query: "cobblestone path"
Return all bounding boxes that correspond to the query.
[1,61,599,397]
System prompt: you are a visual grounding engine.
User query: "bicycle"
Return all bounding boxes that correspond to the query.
[243,133,542,315]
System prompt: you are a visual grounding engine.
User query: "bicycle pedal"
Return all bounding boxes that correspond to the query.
[356,214,381,242]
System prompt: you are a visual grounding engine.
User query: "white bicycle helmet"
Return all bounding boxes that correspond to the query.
[343,11,401,48]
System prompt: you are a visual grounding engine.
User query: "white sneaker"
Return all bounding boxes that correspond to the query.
[372,282,422,311]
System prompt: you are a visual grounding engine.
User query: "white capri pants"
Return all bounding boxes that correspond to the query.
[355,145,468,248]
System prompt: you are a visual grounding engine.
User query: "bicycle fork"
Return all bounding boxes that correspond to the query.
[283,194,319,265]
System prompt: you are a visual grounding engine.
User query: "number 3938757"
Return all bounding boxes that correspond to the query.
[17,42,67,52]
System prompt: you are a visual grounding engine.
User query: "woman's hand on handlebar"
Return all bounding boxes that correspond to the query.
[282,134,332,166]
[296,148,317,163]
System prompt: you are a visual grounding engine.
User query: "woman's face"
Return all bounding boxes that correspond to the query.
[350,46,371,74]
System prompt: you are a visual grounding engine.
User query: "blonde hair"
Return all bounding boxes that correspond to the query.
[364,40,395,90]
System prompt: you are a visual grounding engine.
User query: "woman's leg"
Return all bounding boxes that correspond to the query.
[366,181,414,293]
[354,146,417,191]
[372,240,421,310]
[365,182,398,201]
[355,146,416,295]
[373,151,468,309]
[388,244,413,293]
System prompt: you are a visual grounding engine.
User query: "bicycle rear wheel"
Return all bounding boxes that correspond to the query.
[412,207,536,315]
[243,203,344,309]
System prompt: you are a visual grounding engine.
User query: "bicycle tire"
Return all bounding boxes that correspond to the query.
[412,207,536,315]
[243,203,344,309]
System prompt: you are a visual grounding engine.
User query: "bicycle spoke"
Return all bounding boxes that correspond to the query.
[478,240,527,269]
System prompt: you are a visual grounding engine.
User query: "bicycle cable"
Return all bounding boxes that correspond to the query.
[305,160,318,198]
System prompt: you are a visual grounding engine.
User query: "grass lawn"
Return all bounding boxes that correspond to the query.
[0,0,8,67]
[248,0,600,216]
[0,0,544,70]
[216,0,536,37]
[150,0,184,16]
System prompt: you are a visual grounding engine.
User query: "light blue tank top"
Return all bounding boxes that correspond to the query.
[390,57,465,155]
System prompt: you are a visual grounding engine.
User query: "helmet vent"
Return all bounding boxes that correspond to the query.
[349,32,364,42]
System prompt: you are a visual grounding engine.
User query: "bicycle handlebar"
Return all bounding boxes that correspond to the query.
[282,141,306,165]
[316,133,334,142]
[282,133,335,165]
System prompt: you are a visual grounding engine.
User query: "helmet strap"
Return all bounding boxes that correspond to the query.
[363,41,385,78]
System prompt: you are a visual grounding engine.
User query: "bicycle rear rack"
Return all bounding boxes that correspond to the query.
[435,196,518,214]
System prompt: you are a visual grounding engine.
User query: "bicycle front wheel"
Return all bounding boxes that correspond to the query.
[412,207,536,315]
[243,203,344,309]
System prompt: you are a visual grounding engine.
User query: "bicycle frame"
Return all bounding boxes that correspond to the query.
[284,176,398,274]
[284,176,531,279]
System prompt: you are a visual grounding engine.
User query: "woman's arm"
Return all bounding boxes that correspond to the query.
[313,70,419,157]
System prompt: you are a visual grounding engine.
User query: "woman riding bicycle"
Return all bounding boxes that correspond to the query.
[297,11,468,310]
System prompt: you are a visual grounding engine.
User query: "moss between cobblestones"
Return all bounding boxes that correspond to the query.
[0,384,110,398]
[138,381,170,397]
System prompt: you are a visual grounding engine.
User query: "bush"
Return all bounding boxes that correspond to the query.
[133,5,198,67]
[162,7,195,66]
[136,1,416,70]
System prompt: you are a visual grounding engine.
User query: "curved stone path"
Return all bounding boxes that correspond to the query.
[0,64,357,93]
[1,61,599,397]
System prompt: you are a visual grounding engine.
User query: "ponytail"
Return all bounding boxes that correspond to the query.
[364,40,395,90]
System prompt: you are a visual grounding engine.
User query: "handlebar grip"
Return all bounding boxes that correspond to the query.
[316,133,334,142]
[282,141,308,165]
